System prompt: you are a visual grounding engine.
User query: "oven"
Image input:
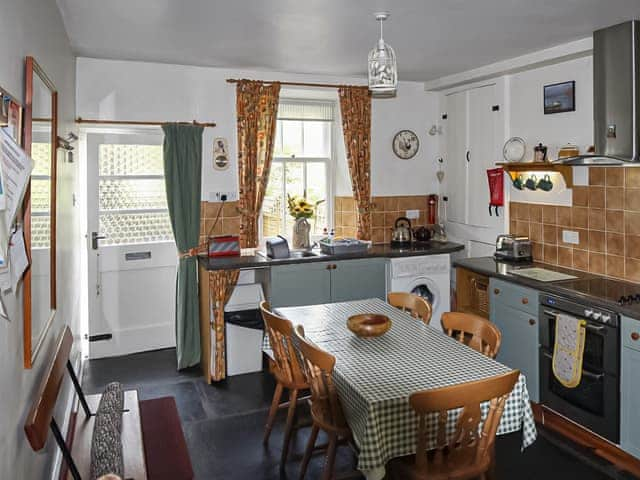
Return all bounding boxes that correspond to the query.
[539,294,620,443]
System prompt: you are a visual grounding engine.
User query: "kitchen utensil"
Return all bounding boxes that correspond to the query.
[391,217,412,246]
[512,174,525,190]
[557,143,580,159]
[525,174,538,190]
[537,174,554,191]
[347,313,391,338]
[494,234,533,262]
[265,235,290,259]
[436,157,445,183]
[319,238,369,255]
[503,137,526,162]
[534,143,548,162]
[487,168,504,216]
[413,226,432,242]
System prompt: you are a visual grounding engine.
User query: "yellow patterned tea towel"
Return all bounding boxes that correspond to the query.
[552,313,587,388]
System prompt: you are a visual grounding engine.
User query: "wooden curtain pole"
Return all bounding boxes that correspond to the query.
[226,78,367,90]
[76,117,216,127]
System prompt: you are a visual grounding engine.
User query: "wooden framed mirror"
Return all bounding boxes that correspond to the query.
[23,56,57,368]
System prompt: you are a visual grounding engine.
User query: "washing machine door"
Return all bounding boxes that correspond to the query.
[409,277,440,312]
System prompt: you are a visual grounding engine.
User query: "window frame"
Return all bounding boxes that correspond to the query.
[260,100,336,242]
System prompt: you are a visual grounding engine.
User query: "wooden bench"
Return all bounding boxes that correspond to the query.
[24,326,193,480]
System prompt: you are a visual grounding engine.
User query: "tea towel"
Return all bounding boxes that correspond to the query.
[552,313,586,388]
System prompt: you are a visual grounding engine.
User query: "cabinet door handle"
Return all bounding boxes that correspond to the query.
[522,297,529,305]
[326,264,332,270]
[632,332,640,341]
[466,150,470,163]
[529,319,536,326]
[493,288,500,295]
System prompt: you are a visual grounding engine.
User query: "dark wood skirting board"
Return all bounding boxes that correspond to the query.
[531,403,640,478]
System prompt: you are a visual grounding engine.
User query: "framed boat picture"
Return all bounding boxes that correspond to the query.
[544,81,575,115]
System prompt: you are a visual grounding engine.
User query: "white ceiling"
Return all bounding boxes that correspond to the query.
[56,0,640,82]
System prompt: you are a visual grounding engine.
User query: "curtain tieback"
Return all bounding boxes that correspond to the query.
[178,247,200,258]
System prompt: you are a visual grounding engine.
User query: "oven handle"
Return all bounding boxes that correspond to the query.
[542,310,605,332]
[541,351,605,380]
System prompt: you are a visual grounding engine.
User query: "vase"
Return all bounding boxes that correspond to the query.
[292,217,311,249]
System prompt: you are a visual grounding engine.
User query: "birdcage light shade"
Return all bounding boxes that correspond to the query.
[368,14,397,94]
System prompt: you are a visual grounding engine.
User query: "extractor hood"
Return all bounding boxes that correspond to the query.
[556,20,639,165]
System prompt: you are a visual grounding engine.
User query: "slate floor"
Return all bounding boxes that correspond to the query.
[83,348,633,480]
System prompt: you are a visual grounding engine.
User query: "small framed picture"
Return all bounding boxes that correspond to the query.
[544,81,575,115]
[213,137,229,170]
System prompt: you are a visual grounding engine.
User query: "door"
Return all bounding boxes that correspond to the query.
[330,259,386,303]
[622,346,640,457]
[467,84,497,227]
[490,301,540,401]
[86,131,177,358]
[444,90,468,224]
[270,262,332,308]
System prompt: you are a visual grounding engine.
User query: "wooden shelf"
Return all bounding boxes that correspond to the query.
[497,162,574,188]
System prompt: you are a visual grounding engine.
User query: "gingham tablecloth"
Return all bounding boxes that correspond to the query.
[268,298,537,473]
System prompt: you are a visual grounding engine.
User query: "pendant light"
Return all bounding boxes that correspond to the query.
[368,12,397,94]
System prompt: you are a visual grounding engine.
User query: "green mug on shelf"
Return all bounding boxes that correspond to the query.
[537,174,554,192]
[525,174,538,191]
[512,174,525,190]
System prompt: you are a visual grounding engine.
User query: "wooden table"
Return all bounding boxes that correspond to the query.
[273,298,537,480]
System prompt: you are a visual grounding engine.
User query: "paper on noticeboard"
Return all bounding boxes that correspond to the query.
[9,225,28,292]
[0,127,34,229]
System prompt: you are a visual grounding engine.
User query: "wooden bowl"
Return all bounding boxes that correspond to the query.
[347,314,391,338]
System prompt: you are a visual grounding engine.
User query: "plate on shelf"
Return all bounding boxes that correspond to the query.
[503,137,526,163]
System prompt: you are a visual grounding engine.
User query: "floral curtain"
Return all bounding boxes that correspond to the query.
[236,80,281,248]
[339,86,372,240]
[209,269,240,381]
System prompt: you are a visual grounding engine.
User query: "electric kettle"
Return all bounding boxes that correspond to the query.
[391,217,412,247]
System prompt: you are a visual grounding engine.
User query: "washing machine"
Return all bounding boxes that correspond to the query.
[388,254,451,328]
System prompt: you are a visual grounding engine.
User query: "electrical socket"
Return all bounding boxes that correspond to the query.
[562,230,579,245]
[209,191,236,202]
[405,209,420,219]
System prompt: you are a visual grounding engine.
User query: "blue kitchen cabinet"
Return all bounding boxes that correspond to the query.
[330,258,387,303]
[270,261,332,308]
[621,316,640,458]
[270,258,387,308]
[490,279,540,402]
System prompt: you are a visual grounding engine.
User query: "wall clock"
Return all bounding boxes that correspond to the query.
[392,130,419,159]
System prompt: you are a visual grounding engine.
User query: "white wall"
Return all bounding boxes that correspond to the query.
[0,0,80,479]
[76,58,441,199]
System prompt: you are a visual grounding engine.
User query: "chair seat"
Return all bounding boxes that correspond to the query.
[387,449,491,480]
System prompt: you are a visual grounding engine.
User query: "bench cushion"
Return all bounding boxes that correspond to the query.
[139,397,194,480]
[90,383,125,480]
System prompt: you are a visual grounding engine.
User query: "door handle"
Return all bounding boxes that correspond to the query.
[92,231,106,250]
[466,150,470,162]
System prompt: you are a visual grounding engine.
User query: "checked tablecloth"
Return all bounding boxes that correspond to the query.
[268,298,538,473]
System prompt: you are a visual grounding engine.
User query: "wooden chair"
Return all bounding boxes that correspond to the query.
[388,292,433,325]
[293,327,359,480]
[260,301,310,468]
[388,370,520,480]
[441,312,502,359]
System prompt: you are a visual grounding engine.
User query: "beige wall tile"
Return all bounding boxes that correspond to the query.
[542,205,557,225]
[606,255,625,279]
[557,207,572,227]
[625,189,640,211]
[606,233,625,256]
[588,187,606,209]
[371,228,385,244]
[588,230,605,252]
[529,204,543,223]
[543,244,558,264]
[605,167,624,187]
[625,168,640,188]
[627,235,640,259]
[626,258,640,282]
[558,247,573,268]
[529,223,543,243]
[573,186,589,207]
[626,211,640,235]
[589,252,605,274]
[589,167,606,186]
[572,207,589,229]
[573,249,589,271]
[605,210,624,233]
[531,242,543,261]
[606,188,623,210]
[372,212,384,228]
[543,225,558,244]
[588,208,605,231]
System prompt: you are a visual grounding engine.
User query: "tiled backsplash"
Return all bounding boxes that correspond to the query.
[199,201,241,245]
[509,167,640,283]
[335,195,429,244]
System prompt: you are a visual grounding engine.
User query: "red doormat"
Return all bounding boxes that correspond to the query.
[139,397,194,480]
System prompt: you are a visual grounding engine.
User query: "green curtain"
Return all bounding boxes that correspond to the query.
[162,123,204,369]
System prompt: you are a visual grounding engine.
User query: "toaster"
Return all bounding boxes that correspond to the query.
[494,234,533,262]
[265,236,290,259]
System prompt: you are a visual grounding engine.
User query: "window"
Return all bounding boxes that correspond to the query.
[98,144,173,246]
[262,101,333,239]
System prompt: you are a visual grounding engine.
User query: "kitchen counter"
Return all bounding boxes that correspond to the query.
[199,241,465,271]
[454,256,640,319]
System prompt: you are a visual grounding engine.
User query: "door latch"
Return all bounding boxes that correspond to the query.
[91,231,106,250]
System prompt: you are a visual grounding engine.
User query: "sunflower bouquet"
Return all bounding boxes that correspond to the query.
[287,195,324,219]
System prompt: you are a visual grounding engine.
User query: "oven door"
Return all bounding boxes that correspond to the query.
[540,350,619,443]
[539,308,618,375]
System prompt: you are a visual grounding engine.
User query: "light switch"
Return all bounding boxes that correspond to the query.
[406,209,420,219]
[562,230,579,245]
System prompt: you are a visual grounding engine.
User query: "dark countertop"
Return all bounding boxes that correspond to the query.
[199,241,465,271]
[454,256,640,319]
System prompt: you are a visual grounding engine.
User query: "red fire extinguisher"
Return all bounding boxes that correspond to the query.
[487,168,504,216]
